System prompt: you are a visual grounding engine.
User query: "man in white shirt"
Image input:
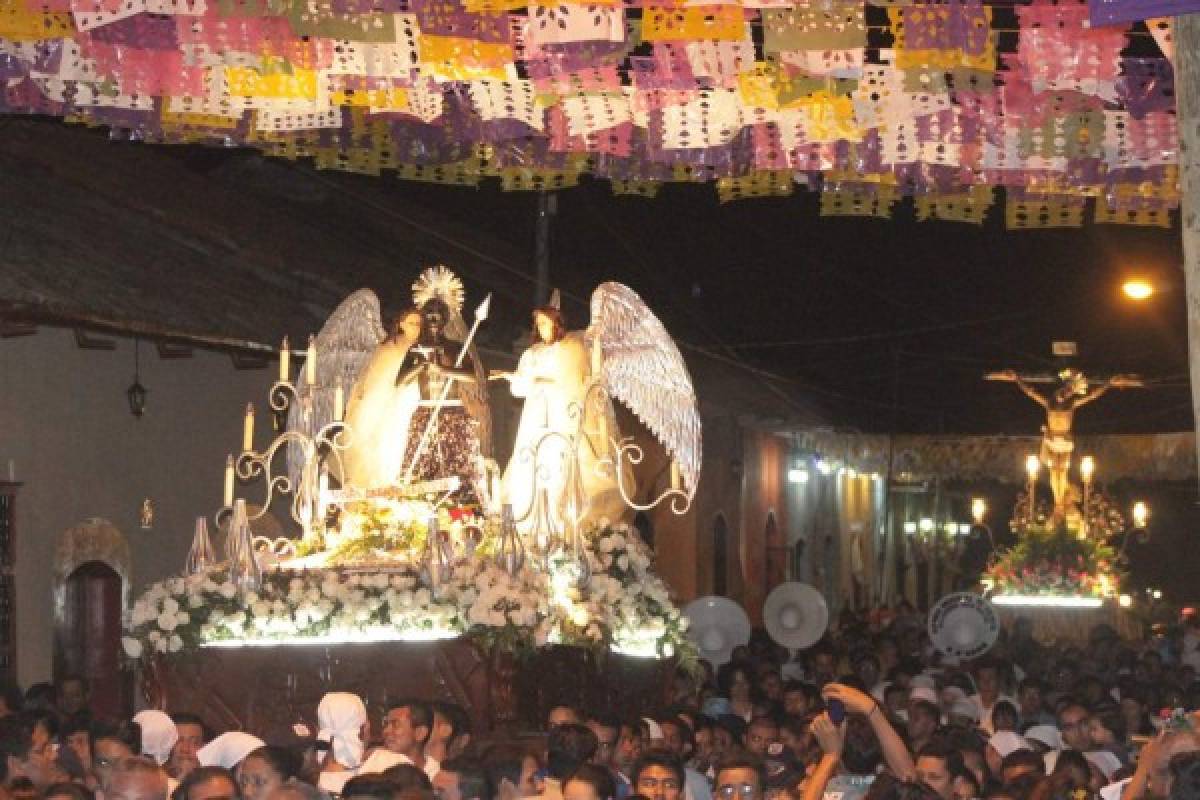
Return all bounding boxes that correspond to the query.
[379,699,440,781]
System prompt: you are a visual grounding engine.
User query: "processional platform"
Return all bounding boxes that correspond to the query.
[140,640,674,741]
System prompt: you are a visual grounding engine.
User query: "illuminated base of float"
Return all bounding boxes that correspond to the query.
[987,594,1138,643]
[141,638,673,742]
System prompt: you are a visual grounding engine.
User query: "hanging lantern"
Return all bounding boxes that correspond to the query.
[127,339,147,418]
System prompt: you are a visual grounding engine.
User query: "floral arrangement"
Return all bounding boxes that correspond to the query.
[984,520,1122,598]
[296,500,497,566]
[124,521,696,667]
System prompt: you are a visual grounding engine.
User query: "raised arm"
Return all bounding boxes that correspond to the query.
[803,713,844,800]
[822,683,916,781]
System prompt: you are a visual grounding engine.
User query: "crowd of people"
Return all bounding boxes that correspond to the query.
[6,608,1200,800]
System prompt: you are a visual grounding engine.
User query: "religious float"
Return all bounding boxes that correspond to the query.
[124,267,703,737]
[979,368,1143,643]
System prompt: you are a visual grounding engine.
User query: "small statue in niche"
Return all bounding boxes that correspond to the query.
[140,499,154,530]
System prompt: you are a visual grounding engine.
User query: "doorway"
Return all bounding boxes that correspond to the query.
[56,561,126,718]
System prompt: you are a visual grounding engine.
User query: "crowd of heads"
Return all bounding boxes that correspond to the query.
[11,610,1200,800]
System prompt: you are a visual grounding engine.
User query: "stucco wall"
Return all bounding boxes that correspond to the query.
[0,329,272,686]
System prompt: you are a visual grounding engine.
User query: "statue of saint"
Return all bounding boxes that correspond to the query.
[986,368,1142,513]
[396,297,485,504]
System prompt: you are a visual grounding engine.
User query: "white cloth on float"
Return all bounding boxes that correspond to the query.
[132,710,178,766]
[317,692,368,770]
[198,731,265,769]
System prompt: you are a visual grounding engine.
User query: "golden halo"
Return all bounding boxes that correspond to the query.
[412,265,465,316]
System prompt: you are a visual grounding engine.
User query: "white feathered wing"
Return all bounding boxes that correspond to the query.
[587,282,702,494]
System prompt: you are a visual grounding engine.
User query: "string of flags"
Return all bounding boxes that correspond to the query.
[0,0,1186,222]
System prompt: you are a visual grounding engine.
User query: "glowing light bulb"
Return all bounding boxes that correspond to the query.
[971,497,987,524]
[1132,501,1149,529]
[1080,456,1095,484]
[1025,455,1040,481]
[788,468,810,484]
[1123,279,1154,300]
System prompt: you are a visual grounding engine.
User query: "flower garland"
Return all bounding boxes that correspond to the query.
[124,521,696,667]
[984,520,1121,599]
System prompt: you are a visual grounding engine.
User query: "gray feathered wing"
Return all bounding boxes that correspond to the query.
[587,282,702,494]
[288,289,387,490]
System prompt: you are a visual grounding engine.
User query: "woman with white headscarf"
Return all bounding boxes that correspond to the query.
[316,692,404,794]
[198,731,266,770]
[132,711,179,767]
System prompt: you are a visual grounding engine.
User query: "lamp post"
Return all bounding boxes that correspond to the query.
[1080,455,1095,539]
[1025,454,1040,524]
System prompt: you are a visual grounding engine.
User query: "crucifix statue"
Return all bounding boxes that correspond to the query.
[985,367,1143,515]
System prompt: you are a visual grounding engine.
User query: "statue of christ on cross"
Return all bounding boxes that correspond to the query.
[985,367,1143,514]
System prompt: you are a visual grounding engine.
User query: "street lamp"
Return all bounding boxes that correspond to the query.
[1122,279,1155,301]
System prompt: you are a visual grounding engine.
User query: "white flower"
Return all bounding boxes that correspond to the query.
[157,612,180,632]
[218,582,237,599]
[175,611,191,627]
[188,593,204,609]
[122,637,143,658]
[617,555,629,571]
[154,638,169,653]
[168,635,183,653]
[162,597,180,616]
[251,601,270,617]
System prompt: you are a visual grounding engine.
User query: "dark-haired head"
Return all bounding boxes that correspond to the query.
[564,763,615,800]
[547,725,598,781]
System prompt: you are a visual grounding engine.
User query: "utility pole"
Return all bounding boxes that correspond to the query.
[1177,14,1200,491]
[533,191,557,307]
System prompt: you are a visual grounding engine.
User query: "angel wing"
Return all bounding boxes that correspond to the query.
[445,311,493,458]
[587,282,702,493]
[287,289,387,490]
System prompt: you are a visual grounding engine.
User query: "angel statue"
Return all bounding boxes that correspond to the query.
[287,268,491,503]
[493,283,702,538]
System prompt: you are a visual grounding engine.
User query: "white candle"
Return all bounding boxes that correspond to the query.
[242,404,255,452]
[223,454,234,507]
[333,382,344,422]
[305,335,317,385]
[670,460,682,490]
[279,336,290,383]
[6,460,13,482]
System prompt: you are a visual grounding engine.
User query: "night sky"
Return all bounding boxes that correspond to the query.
[369,175,1188,435]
